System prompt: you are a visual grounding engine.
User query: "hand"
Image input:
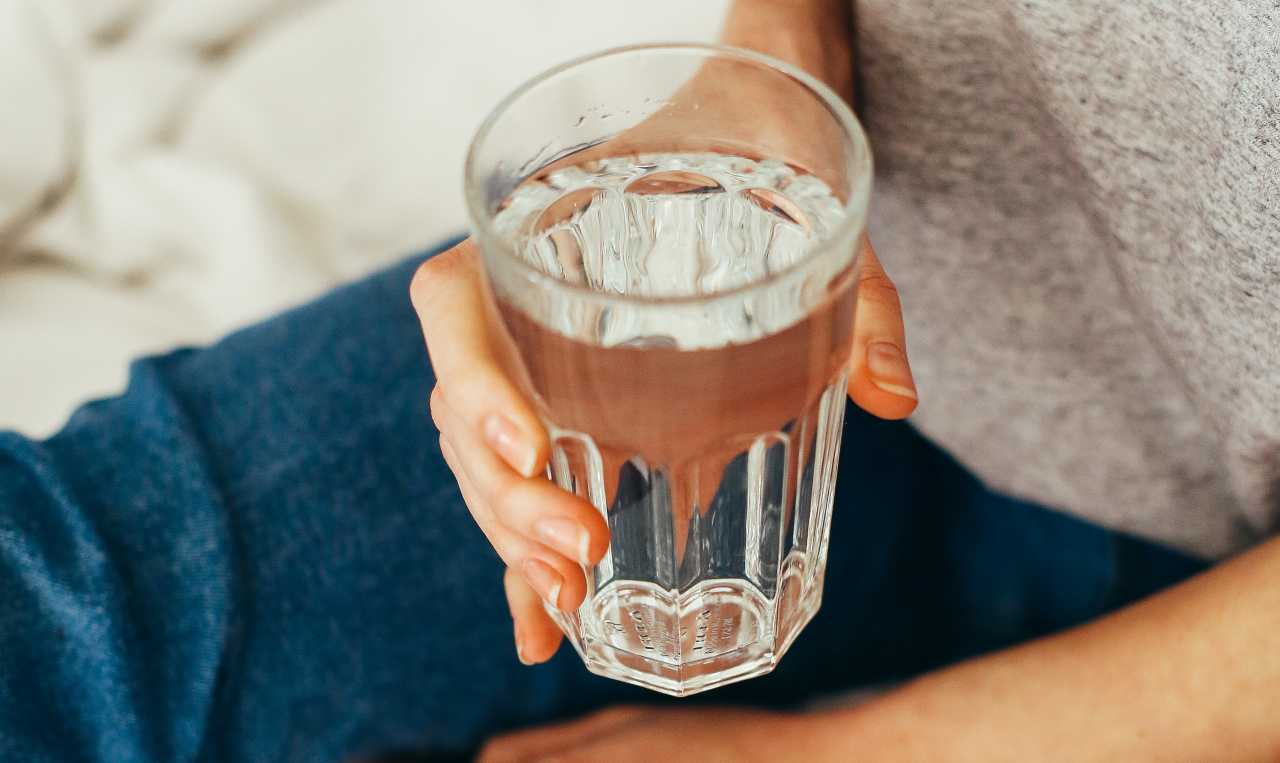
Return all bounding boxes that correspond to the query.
[476,705,829,763]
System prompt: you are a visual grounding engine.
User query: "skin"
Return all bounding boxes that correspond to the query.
[415,0,1280,760]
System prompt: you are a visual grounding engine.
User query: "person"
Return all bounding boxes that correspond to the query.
[2,0,1276,760]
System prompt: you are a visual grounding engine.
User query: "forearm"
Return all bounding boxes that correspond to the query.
[813,538,1280,761]
[721,0,854,99]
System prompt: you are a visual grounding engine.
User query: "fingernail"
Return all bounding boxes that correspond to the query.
[521,558,564,610]
[866,342,917,400]
[483,414,537,478]
[534,517,592,566]
[514,622,534,666]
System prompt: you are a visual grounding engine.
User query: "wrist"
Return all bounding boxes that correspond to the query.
[734,0,847,15]
[721,0,854,100]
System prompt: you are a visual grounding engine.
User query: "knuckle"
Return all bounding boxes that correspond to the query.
[409,245,472,312]
[487,473,529,520]
[429,387,448,431]
[858,271,902,310]
[408,261,439,311]
[472,508,511,561]
[447,376,494,419]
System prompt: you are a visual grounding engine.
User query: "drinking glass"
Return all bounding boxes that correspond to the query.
[465,43,871,696]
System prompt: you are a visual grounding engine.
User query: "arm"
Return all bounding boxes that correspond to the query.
[812,537,1280,761]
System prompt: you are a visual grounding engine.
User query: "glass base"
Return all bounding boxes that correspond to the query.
[547,371,848,696]
[550,551,826,696]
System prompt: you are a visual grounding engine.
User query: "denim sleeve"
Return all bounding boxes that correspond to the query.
[0,362,238,762]
[0,244,520,762]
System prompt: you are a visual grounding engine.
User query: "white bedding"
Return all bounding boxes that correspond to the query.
[0,0,727,436]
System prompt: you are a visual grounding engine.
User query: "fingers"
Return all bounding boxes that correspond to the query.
[433,389,609,573]
[847,238,919,419]
[410,239,546,478]
[504,567,562,665]
[436,416,592,613]
[415,241,610,564]
[412,238,614,660]
[443,435,564,667]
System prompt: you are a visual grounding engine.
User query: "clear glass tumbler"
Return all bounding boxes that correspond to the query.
[465,43,872,696]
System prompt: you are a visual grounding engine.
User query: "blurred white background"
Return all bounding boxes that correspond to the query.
[0,0,729,435]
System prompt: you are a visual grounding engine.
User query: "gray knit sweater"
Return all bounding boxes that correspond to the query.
[855,0,1278,558]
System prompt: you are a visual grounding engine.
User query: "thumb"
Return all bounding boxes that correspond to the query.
[847,238,918,419]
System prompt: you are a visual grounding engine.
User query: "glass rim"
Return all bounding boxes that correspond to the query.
[464,42,873,308]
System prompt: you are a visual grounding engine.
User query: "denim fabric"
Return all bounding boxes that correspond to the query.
[0,239,1207,762]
